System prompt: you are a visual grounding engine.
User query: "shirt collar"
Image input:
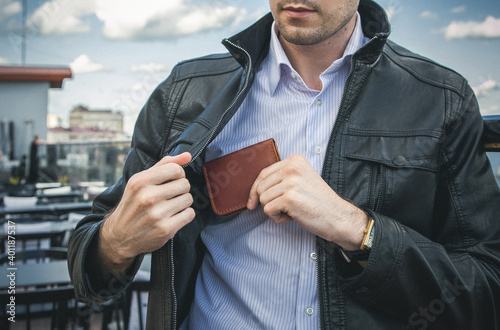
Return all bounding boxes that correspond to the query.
[267,11,366,95]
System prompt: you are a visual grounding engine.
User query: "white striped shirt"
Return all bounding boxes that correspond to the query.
[182,13,368,329]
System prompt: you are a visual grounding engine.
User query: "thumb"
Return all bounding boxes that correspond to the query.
[154,152,192,168]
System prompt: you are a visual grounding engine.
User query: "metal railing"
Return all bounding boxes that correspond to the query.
[1,116,499,189]
[38,140,131,187]
[0,140,131,188]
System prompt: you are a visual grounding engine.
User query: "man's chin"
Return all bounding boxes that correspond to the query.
[279,29,327,46]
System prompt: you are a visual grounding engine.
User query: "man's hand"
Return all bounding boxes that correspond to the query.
[247,155,368,251]
[99,152,195,273]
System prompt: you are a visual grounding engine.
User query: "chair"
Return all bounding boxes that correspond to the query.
[0,213,60,224]
[123,257,151,330]
[124,278,150,330]
[100,261,151,330]
[1,221,67,254]
[5,246,68,263]
[0,248,78,330]
[97,277,150,330]
[0,286,76,330]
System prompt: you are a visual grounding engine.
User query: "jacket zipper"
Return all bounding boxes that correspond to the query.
[182,39,253,168]
[171,40,252,329]
[318,36,379,330]
[170,239,177,329]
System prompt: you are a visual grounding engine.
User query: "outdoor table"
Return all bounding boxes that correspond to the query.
[0,260,71,289]
[0,201,92,217]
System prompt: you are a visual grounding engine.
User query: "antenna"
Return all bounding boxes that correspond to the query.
[21,0,27,66]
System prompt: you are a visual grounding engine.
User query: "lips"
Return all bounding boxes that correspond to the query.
[282,5,316,18]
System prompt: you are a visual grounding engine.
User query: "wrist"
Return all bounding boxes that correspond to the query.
[341,208,370,251]
[99,216,134,269]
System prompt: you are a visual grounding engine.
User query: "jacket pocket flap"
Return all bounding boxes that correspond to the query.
[345,131,441,172]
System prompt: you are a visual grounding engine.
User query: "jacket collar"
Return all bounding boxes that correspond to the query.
[222,0,391,70]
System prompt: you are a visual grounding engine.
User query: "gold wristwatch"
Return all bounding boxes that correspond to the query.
[360,218,375,250]
[340,218,375,263]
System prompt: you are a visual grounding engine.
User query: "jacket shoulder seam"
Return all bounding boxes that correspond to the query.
[383,42,466,98]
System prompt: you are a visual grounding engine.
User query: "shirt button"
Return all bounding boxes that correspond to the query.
[305,307,314,316]
[310,252,318,260]
[316,99,322,106]
[314,146,322,154]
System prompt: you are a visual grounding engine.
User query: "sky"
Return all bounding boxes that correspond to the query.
[0,0,499,136]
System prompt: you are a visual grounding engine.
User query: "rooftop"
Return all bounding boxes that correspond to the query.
[0,66,72,88]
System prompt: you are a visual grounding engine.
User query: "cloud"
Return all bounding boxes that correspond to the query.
[130,63,169,73]
[15,0,251,40]
[69,55,113,74]
[27,0,94,35]
[481,105,499,116]
[385,7,396,21]
[96,0,247,40]
[443,16,500,39]
[473,80,498,98]
[451,6,466,14]
[0,0,21,19]
[0,57,10,65]
[420,11,439,21]
[0,0,21,27]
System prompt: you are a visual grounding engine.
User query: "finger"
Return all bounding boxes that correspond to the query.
[134,162,187,187]
[148,152,192,184]
[155,192,194,220]
[247,162,284,210]
[263,199,293,223]
[156,177,191,200]
[163,207,196,238]
[258,185,292,223]
[256,172,283,199]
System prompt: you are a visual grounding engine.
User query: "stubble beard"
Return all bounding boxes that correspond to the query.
[276,22,334,46]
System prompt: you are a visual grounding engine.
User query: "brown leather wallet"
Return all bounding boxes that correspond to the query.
[202,138,281,216]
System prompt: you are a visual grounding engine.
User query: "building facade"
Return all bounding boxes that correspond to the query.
[48,127,128,143]
[0,66,72,160]
[69,106,123,133]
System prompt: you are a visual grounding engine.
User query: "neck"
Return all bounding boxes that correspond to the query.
[278,14,357,91]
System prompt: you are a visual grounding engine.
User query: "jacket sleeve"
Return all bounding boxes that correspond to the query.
[67,68,179,304]
[340,84,500,329]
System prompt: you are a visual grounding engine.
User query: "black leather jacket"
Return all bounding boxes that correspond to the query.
[68,1,500,329]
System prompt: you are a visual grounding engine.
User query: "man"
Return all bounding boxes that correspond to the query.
[27,135,39,183]
[68,0,500,328]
